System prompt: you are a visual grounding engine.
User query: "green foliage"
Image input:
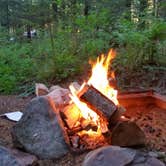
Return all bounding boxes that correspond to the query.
[0,0,165,94]
[112,19,166,71]
[0,43,35,93]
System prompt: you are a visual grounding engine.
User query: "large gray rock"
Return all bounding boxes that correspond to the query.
[82,146,166,166]
[0,146,37,166]
[12,96,69,159]
[82,146,136,166]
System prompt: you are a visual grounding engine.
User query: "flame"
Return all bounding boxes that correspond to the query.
[88,49,118,105]
[68,49,118,135]
[69,85,100,124]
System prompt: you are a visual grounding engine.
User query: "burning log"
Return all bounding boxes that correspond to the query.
[61,104,81,129]
[80,118,98,132]
[108,106,126,128]
[78,84,117,122]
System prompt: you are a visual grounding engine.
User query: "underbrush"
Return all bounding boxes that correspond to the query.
[0,19,165,94]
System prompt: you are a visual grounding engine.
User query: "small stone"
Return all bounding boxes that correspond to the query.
[148,151,158,158]
[71,136,80,148]
[35,83,49,96]
[157,152,166,158]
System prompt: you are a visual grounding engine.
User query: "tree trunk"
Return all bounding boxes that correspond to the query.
[6,0,10,35]
[27,25,31,39]
[84,0,90,16]
[138,0,148,29]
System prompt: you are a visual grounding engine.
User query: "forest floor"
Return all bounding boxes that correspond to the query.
[0,70,166,165]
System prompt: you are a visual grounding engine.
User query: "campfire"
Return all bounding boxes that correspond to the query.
[60,49,126,151]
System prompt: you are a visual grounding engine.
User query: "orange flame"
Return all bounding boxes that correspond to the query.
[69,49,118,134]
[88,49,118,105]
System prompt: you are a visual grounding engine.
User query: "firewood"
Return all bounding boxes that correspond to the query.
[109,106,126,128]
[78,84,117,122]
[80,118,98,131]
[68,126,82,136]
[61,104,81,129]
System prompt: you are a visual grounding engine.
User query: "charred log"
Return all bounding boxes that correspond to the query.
[78,84,117,122]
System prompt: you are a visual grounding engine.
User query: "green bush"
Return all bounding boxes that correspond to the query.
[0,43,35,93]
[112,19,166,72]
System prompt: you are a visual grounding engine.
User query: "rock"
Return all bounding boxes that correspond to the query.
[35,83,49,96]
[109,106,126,127]
[0,145,37,166]
[129,151,165,166]
[9,148,38,166]
[82,146,136,166]
[148,151,158,158]
[0,146,21,166]
[111,121,146,147]
[145,157,165,166]
[82,146,166,166]
[132,151,147,164]
[47,86,70,107]
[12,96,69,159]
[49,85,63,92]
[70,82,81,91]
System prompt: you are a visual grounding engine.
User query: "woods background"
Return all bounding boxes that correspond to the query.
[0,0,165,94]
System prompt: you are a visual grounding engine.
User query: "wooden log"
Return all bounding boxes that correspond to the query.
[80,118,98,131]
[78,84,117,122]
[109,106,126,128]
[61,104,81,129]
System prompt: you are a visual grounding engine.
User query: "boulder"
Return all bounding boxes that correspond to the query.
[12,96,69,159]
[111,121,146,147]
[82,146,165,166]
[82,146,136,166]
